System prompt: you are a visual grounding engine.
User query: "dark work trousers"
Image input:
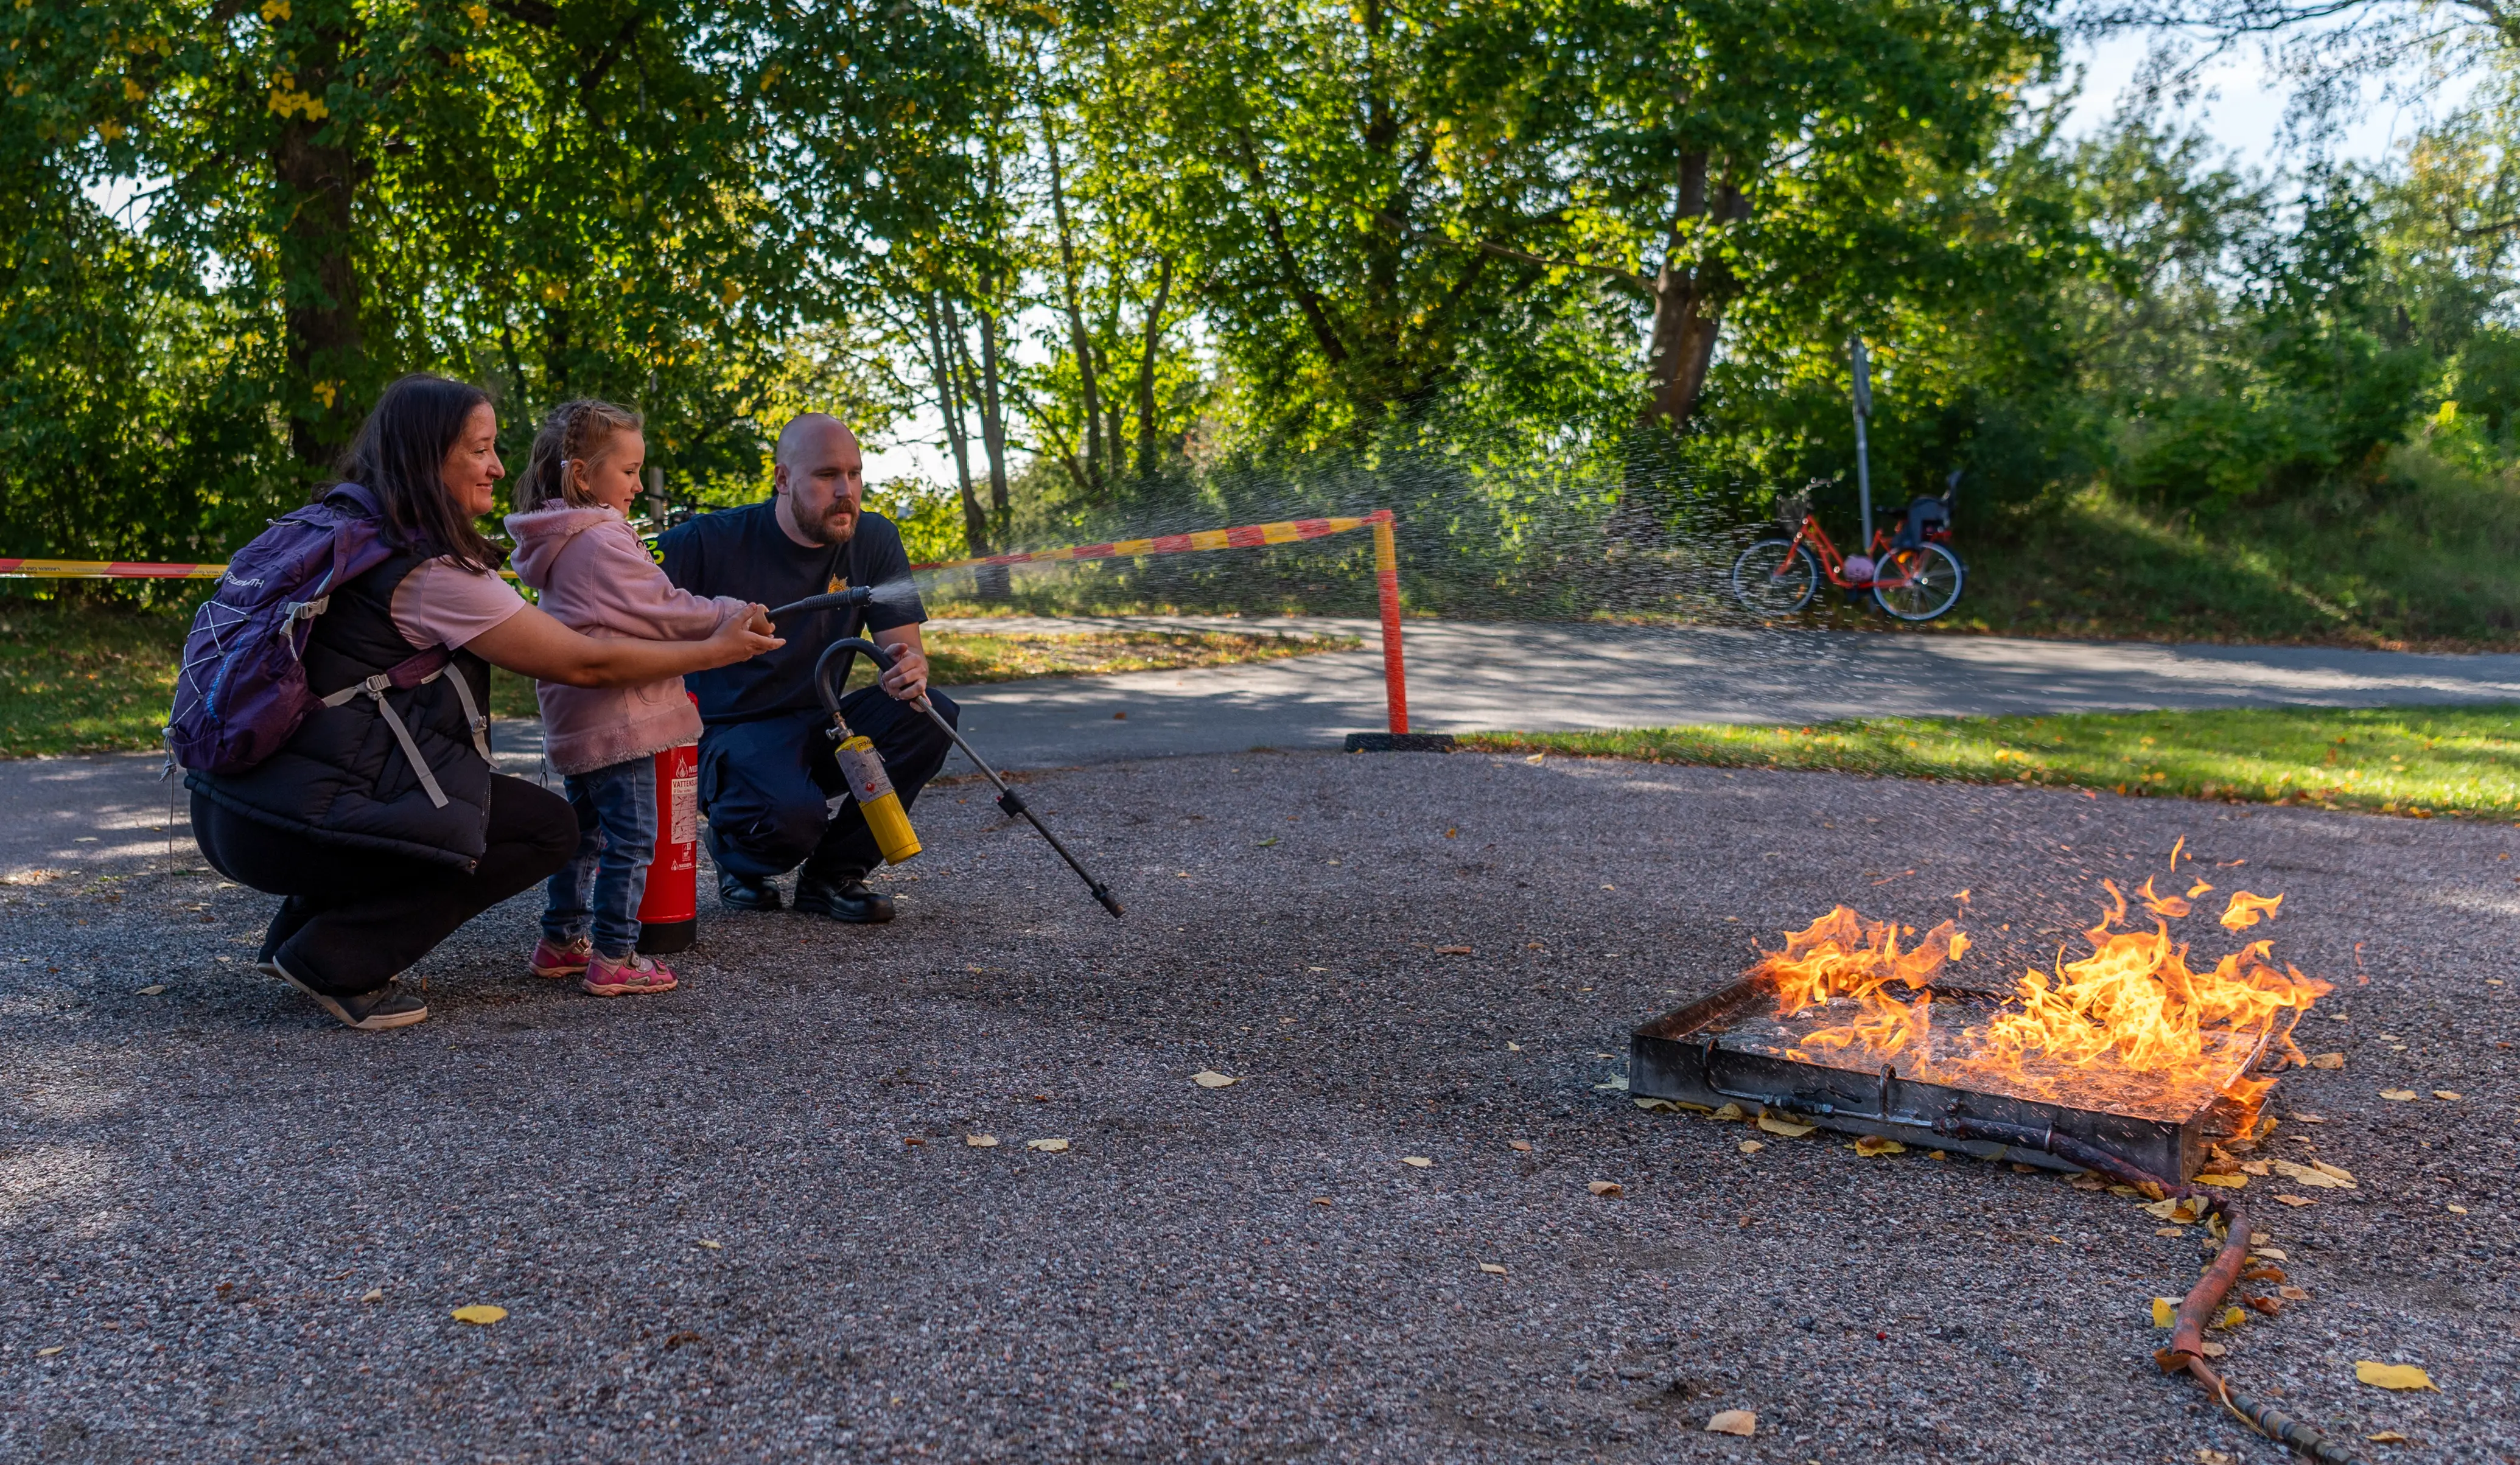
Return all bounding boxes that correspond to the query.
[698,687,959,883]
[191,774,578,997]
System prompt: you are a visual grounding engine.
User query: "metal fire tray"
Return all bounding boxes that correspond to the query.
[1628,979,2273,1181]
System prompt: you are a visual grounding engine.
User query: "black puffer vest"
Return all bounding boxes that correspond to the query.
[187,550,497,870]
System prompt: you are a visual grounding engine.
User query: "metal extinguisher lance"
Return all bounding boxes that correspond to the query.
[768,589,1124,919]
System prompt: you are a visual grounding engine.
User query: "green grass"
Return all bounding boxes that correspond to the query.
[1914,444,2520,649]
[1459,704,2520,820]
[0,599,190,757]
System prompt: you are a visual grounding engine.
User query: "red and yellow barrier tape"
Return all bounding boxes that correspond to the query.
[0,558,227,579]
[910,511,1388,573]
[0,508,1413,733]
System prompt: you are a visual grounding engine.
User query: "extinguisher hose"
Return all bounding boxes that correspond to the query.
[814,638,1125,918]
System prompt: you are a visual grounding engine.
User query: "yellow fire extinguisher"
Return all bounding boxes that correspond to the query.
[774,589,1122,917]
[830,732,921,865]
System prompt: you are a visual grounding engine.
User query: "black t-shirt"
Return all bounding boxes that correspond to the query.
[658,498,925,724]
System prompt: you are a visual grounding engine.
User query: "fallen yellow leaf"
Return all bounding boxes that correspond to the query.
[1478,1262,1507,1274]
[2196,1449,2236,1465]
[1433,945,1472,955]
[2155,1226,2186,1237]
[2152,1298,2177,1327]
[2310,1159,2355,1184]
[2217,1306,2245,1329]
[2379,1089,2418,1101]
[2307,1052,2345,1069]
[1190,1071,1237,1089]
[2268,1159,2353,1190]
[136,985,167,996]
[35,1346,62,1357]
[2199,1341,2228,1358]
[360,1288,383,1304]
[2193,1172,2246,1188]
[2354,1361,2437,1391]
[1401,1156,1433,1168]
[1852,1134,1906,1157]
[2253,1246,2287,1260]
[1586,1180,1623,1197]
[1755,1113,1817,1138]
[2274,1194,2316,1207]
[965,1135,998,1147]
[1704,1409,1756,1437]
[2432,1090,2461,1100]
[1027,1138,1069,1153]
[695,1239,722,1250]
[2365,1430,2409,1444]
[2447,1203,2468,1215]
[1737,1140,1764,1154]
[1709,1102,1747,1122]
[2278,1285,2309,1301]
[451,1305,506,1325]
[2239,1160,2270,1176]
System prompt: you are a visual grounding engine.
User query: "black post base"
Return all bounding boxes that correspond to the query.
[1343,733,1458,753]
[636,918,697,956]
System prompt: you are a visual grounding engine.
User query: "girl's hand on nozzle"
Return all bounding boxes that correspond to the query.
[741,603,775,636]
[707,609,782,666]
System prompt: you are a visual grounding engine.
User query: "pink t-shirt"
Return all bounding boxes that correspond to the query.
[389,558,528,651]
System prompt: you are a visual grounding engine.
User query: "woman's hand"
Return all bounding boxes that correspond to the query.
[469,603,781,688]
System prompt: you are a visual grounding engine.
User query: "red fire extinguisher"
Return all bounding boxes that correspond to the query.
[635,732,701,955]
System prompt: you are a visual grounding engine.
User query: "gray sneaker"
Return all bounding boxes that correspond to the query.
[270,960,429,1031]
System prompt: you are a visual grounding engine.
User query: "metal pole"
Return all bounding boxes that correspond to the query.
[1850,337,1874,547]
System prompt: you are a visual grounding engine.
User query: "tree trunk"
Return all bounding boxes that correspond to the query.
[977,309,1010,519]
[270,24,362,470]
[1638,156,1748,432]
[924,293,988,559]
[1135,257,1174,480]
[969,309,1013,599]
[1041,113,1106,495]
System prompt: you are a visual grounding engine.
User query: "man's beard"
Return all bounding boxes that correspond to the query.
[797,501,859,547]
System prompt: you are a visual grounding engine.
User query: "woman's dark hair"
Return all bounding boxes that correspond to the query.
[328,373,504,572]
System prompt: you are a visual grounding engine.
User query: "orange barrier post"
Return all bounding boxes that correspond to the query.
[1369,509,1407,735]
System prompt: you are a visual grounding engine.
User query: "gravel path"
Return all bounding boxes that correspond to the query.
[3,752,2512,1462]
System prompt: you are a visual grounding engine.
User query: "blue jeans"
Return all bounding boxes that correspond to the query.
[540,757,659,958]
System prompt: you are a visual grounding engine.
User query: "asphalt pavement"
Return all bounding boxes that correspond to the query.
[5,619,2518,884]
[4,750,2510,1461]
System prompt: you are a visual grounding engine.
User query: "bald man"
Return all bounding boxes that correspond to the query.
[657,414,957,923]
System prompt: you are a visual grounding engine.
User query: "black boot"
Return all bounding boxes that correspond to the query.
[793,869,894,924]
[717,867,783,912]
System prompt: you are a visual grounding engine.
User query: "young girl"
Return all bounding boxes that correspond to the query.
[506,399,763,996]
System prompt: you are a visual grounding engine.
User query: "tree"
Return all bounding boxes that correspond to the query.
[1072,0,2054,444]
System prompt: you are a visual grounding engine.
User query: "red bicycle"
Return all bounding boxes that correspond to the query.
[1729,481,1965,621]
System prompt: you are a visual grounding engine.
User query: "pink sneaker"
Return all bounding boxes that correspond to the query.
[583,950,677,998]
[530,936,593,979]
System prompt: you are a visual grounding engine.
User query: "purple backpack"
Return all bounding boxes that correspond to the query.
[166,483,404,775]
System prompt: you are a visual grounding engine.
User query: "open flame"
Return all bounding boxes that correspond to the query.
[1746,862,2328,1124]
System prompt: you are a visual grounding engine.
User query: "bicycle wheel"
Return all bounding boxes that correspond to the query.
[1871,543,1964,621]
[1731,539,1819,614]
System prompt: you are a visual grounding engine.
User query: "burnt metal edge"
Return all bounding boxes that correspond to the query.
[1629,978,2240,1181]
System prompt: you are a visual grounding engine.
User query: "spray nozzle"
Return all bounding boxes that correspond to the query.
[767,586,875,620]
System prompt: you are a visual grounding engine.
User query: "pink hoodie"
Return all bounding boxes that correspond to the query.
[503,505,751,777]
